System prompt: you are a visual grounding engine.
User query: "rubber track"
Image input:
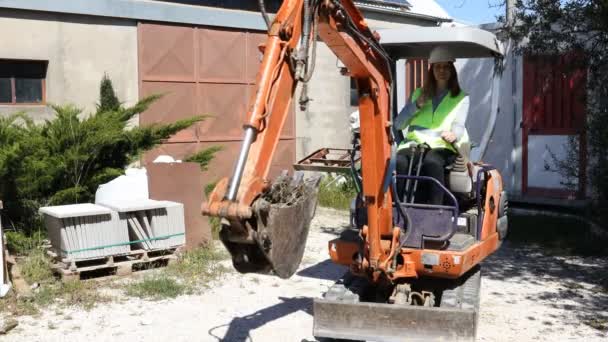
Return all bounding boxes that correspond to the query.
[323,273,367,303]
[440,265,481,311]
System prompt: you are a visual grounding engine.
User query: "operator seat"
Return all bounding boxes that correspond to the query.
[445,142,478,200]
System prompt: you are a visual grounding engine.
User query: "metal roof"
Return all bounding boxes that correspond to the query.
[406,0,450,20]
[379,26,504,59]
[355,0,453,22]
[356,0,411,10]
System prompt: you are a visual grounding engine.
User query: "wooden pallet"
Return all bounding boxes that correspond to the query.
[47,248,178,282]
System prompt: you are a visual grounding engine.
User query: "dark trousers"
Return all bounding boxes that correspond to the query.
[396,148,456,205]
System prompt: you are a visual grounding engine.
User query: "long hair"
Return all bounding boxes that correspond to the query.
[422,62,461,99]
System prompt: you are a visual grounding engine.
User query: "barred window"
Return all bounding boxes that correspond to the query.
[0,60,47,105]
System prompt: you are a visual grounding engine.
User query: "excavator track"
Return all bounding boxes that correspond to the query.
[313,267,482,342]
[440,265,481,312]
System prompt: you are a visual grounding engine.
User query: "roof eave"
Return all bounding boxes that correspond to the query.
[356,3,452,23]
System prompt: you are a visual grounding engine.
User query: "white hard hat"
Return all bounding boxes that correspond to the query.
[429,46,455,64]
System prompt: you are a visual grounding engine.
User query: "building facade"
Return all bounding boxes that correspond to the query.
[2,0,580,205]
[0,0,450,189]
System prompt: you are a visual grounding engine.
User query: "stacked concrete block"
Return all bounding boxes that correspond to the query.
[96,199,185,251]
[39,204,130,260]
[164,201,186,248]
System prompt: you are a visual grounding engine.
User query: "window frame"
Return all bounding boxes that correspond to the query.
[0,59,47,106]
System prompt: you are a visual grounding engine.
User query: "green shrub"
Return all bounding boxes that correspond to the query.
[97,73,121,113]
[0,76,220,234]
[186,146,223,171]
[5,230,44,255]
[203,181,221,239]
[317,175,357,210]
[502,0,608,226]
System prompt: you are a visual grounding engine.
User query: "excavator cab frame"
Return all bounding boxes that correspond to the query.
[314,26,508,341]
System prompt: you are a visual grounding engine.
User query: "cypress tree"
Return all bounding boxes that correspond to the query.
[98,73,121,113]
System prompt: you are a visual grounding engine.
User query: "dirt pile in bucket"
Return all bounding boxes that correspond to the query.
[261,175,315,207]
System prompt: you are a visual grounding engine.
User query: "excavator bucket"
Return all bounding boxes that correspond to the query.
[313,267,481,342]
[220,173,321,279]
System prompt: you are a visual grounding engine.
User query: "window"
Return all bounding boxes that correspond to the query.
[0,60,47,105]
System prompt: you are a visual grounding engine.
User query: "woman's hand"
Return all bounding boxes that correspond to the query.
[441,131,457,144]
[415,94,426,109]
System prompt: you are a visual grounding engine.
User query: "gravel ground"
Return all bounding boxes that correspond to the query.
[3,208,607,342]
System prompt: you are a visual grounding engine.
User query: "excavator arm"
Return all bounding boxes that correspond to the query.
[202,0,396,279]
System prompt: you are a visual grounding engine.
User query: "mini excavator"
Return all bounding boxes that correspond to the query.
[202,1,508,340]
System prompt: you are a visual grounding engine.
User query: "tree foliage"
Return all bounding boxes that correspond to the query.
[500,0,608,220]
[185,146,223,171]
[0,76,219,233]
[97,73,121,113]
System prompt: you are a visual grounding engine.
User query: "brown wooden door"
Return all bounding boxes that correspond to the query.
[138,22,296,188]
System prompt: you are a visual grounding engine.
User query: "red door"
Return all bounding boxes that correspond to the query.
[522,54,587,199]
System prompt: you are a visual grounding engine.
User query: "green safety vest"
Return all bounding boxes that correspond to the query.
[399,88,469,153]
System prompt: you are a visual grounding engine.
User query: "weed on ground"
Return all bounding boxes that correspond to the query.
[1,243,229,315]
[20,249,54,284]
[0,280,109,316]
[123,244,228,301]
[166,245,229,289]
[125,275,186,300]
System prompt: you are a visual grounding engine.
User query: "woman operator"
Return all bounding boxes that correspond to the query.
[394,46,470,205]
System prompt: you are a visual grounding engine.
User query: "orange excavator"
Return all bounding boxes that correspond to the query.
[202,0,507,340]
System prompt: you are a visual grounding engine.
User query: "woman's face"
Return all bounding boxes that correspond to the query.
[432,62,452,82]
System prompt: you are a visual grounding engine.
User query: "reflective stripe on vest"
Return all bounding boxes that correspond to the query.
[399,88,467,152]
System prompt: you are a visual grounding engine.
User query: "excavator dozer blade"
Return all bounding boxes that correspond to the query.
[313,300,477,342]
[314,267,481,341]
[220,172,321,279]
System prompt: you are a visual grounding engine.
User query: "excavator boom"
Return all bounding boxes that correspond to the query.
[202,0,395,280]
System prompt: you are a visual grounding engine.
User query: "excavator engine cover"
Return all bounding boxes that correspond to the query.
[220,173,321,279]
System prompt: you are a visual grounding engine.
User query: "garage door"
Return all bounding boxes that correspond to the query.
[138,22,295,189]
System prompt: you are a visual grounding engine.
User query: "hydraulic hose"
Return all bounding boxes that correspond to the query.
[258,0,271,30]
[391,178,411,267]
[300,0,311,65]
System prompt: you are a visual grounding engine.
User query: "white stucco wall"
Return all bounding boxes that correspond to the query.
[0,9,138,120]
